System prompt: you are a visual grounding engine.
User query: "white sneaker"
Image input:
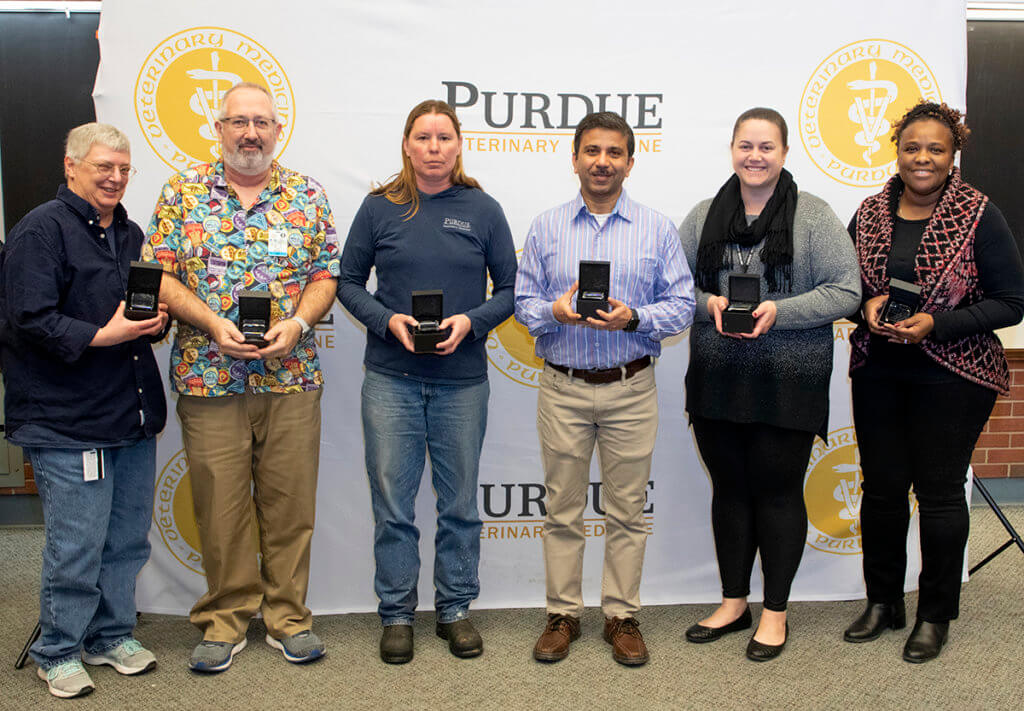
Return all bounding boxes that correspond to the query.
[82,638,157,675]
[37,659,95,698]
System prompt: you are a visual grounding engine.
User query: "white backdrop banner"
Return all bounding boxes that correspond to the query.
[92,0,968,615]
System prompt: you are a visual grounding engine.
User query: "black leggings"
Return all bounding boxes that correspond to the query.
[691,416,815,612]
[852,375,996,622]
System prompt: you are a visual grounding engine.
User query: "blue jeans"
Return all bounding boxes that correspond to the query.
[361,369,488,625]
[26,438,156,668]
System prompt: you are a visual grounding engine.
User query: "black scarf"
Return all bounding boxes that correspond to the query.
[695,168,798,294]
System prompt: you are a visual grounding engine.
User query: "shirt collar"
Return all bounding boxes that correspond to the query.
[211,160,284,197]
[56,184,127,227]
[571,189,635,224]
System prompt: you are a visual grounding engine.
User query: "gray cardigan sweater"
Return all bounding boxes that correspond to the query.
[678,192,861,437]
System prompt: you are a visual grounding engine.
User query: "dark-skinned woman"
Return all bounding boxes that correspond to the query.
[844,101,1024,663]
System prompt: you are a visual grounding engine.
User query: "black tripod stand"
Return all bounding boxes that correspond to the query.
[969,476,1024,574]
[15,623,40,669]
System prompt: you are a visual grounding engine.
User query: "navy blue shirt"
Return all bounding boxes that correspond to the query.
[338,185,517,384]
[0,185,167,447]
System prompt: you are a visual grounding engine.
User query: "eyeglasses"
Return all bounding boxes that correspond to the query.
[221,116,277,132]
[81,160,137,179]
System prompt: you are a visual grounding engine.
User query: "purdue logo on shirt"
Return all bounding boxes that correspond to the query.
[443,217,473,232]
[134,27,295,170]
[154,448,260,575]
[798,39,941,188]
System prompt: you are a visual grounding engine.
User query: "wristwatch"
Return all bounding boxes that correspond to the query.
[624,309,640,332]
[291,316,312,337]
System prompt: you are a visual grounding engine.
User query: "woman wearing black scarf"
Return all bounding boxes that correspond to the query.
[678,108,861,661]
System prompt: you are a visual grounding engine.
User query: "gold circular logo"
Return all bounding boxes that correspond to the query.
[805,427,864,555]
[153,448,205,575]
[804,426,917,555]
[153,447,261,575]
[486,249,543,387]
[799,39,941,187]
[134,27,295,171]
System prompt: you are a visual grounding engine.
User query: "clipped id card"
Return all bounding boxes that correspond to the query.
[83,449,105,482]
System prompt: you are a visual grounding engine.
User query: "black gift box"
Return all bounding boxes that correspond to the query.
[722,273,760,334]
[125,261,163,320]
[576,260,610,320]
[409,289,451,354]
[237,290,272,347]
[880,277,922,324]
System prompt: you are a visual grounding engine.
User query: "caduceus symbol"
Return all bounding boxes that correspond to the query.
[847,61,898,166]
[185,51,243,158]
[832,462,863,536]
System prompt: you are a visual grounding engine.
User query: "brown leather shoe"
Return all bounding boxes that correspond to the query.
[603,616,649,666]
[533,614,581,662]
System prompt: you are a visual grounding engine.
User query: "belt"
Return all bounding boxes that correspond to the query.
[546,356,651,384]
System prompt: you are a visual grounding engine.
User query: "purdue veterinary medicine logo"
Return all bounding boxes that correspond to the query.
[487,249,543,387]
[443,81,665,156]
[804,427,864,555]
[154,448,260,575]
[799,39,941,188]
[804,426,917,555]
[153,449,205,575]
[480,481,655,541]
[487,317,543,388]
[135,28,295,170]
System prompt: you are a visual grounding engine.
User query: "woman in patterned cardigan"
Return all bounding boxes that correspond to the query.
[844,101,1024,663]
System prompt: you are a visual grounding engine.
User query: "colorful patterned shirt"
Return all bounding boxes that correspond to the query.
[143,161,340,396]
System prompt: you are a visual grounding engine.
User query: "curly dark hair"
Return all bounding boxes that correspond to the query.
[890,101,971,151]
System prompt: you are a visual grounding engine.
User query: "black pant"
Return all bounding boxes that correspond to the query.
[691,416,815,612]
[851,375,996,622]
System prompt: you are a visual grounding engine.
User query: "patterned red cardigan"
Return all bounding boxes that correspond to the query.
[850,168,1009,395]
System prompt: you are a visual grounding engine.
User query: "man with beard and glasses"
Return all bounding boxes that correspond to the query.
[515,112,694,666]
[142,82,339,673]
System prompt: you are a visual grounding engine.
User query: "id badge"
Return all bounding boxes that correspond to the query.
[83,449,105,481]
[268,228,289,257]
[207,256,228,276]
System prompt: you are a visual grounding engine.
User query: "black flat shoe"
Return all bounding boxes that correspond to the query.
[746,623,788,662]
[843,600,906,643]
[685,607,753,643]
[902,620,948,663]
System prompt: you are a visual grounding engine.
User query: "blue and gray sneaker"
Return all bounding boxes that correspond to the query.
[265,630,325,664]
[188,639,246,673]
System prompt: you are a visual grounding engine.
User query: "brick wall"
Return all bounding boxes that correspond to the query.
[1,461,36,495]
[972,350,1024,479]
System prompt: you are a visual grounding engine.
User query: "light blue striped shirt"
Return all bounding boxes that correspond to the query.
[515,190,694,369]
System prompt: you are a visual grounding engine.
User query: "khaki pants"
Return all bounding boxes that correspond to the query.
[537,364,657,619]
[177,389,322,643]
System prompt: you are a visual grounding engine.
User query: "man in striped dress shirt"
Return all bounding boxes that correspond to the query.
[515,112,694,666]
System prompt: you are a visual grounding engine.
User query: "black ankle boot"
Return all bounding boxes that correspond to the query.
[902,620,948,663]
[843,600,906,643]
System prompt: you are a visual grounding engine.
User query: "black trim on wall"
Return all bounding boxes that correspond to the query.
[963,21,1024,243]
[0,12,100,231]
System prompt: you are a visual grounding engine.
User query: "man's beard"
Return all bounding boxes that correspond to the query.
[223,141,274,176]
